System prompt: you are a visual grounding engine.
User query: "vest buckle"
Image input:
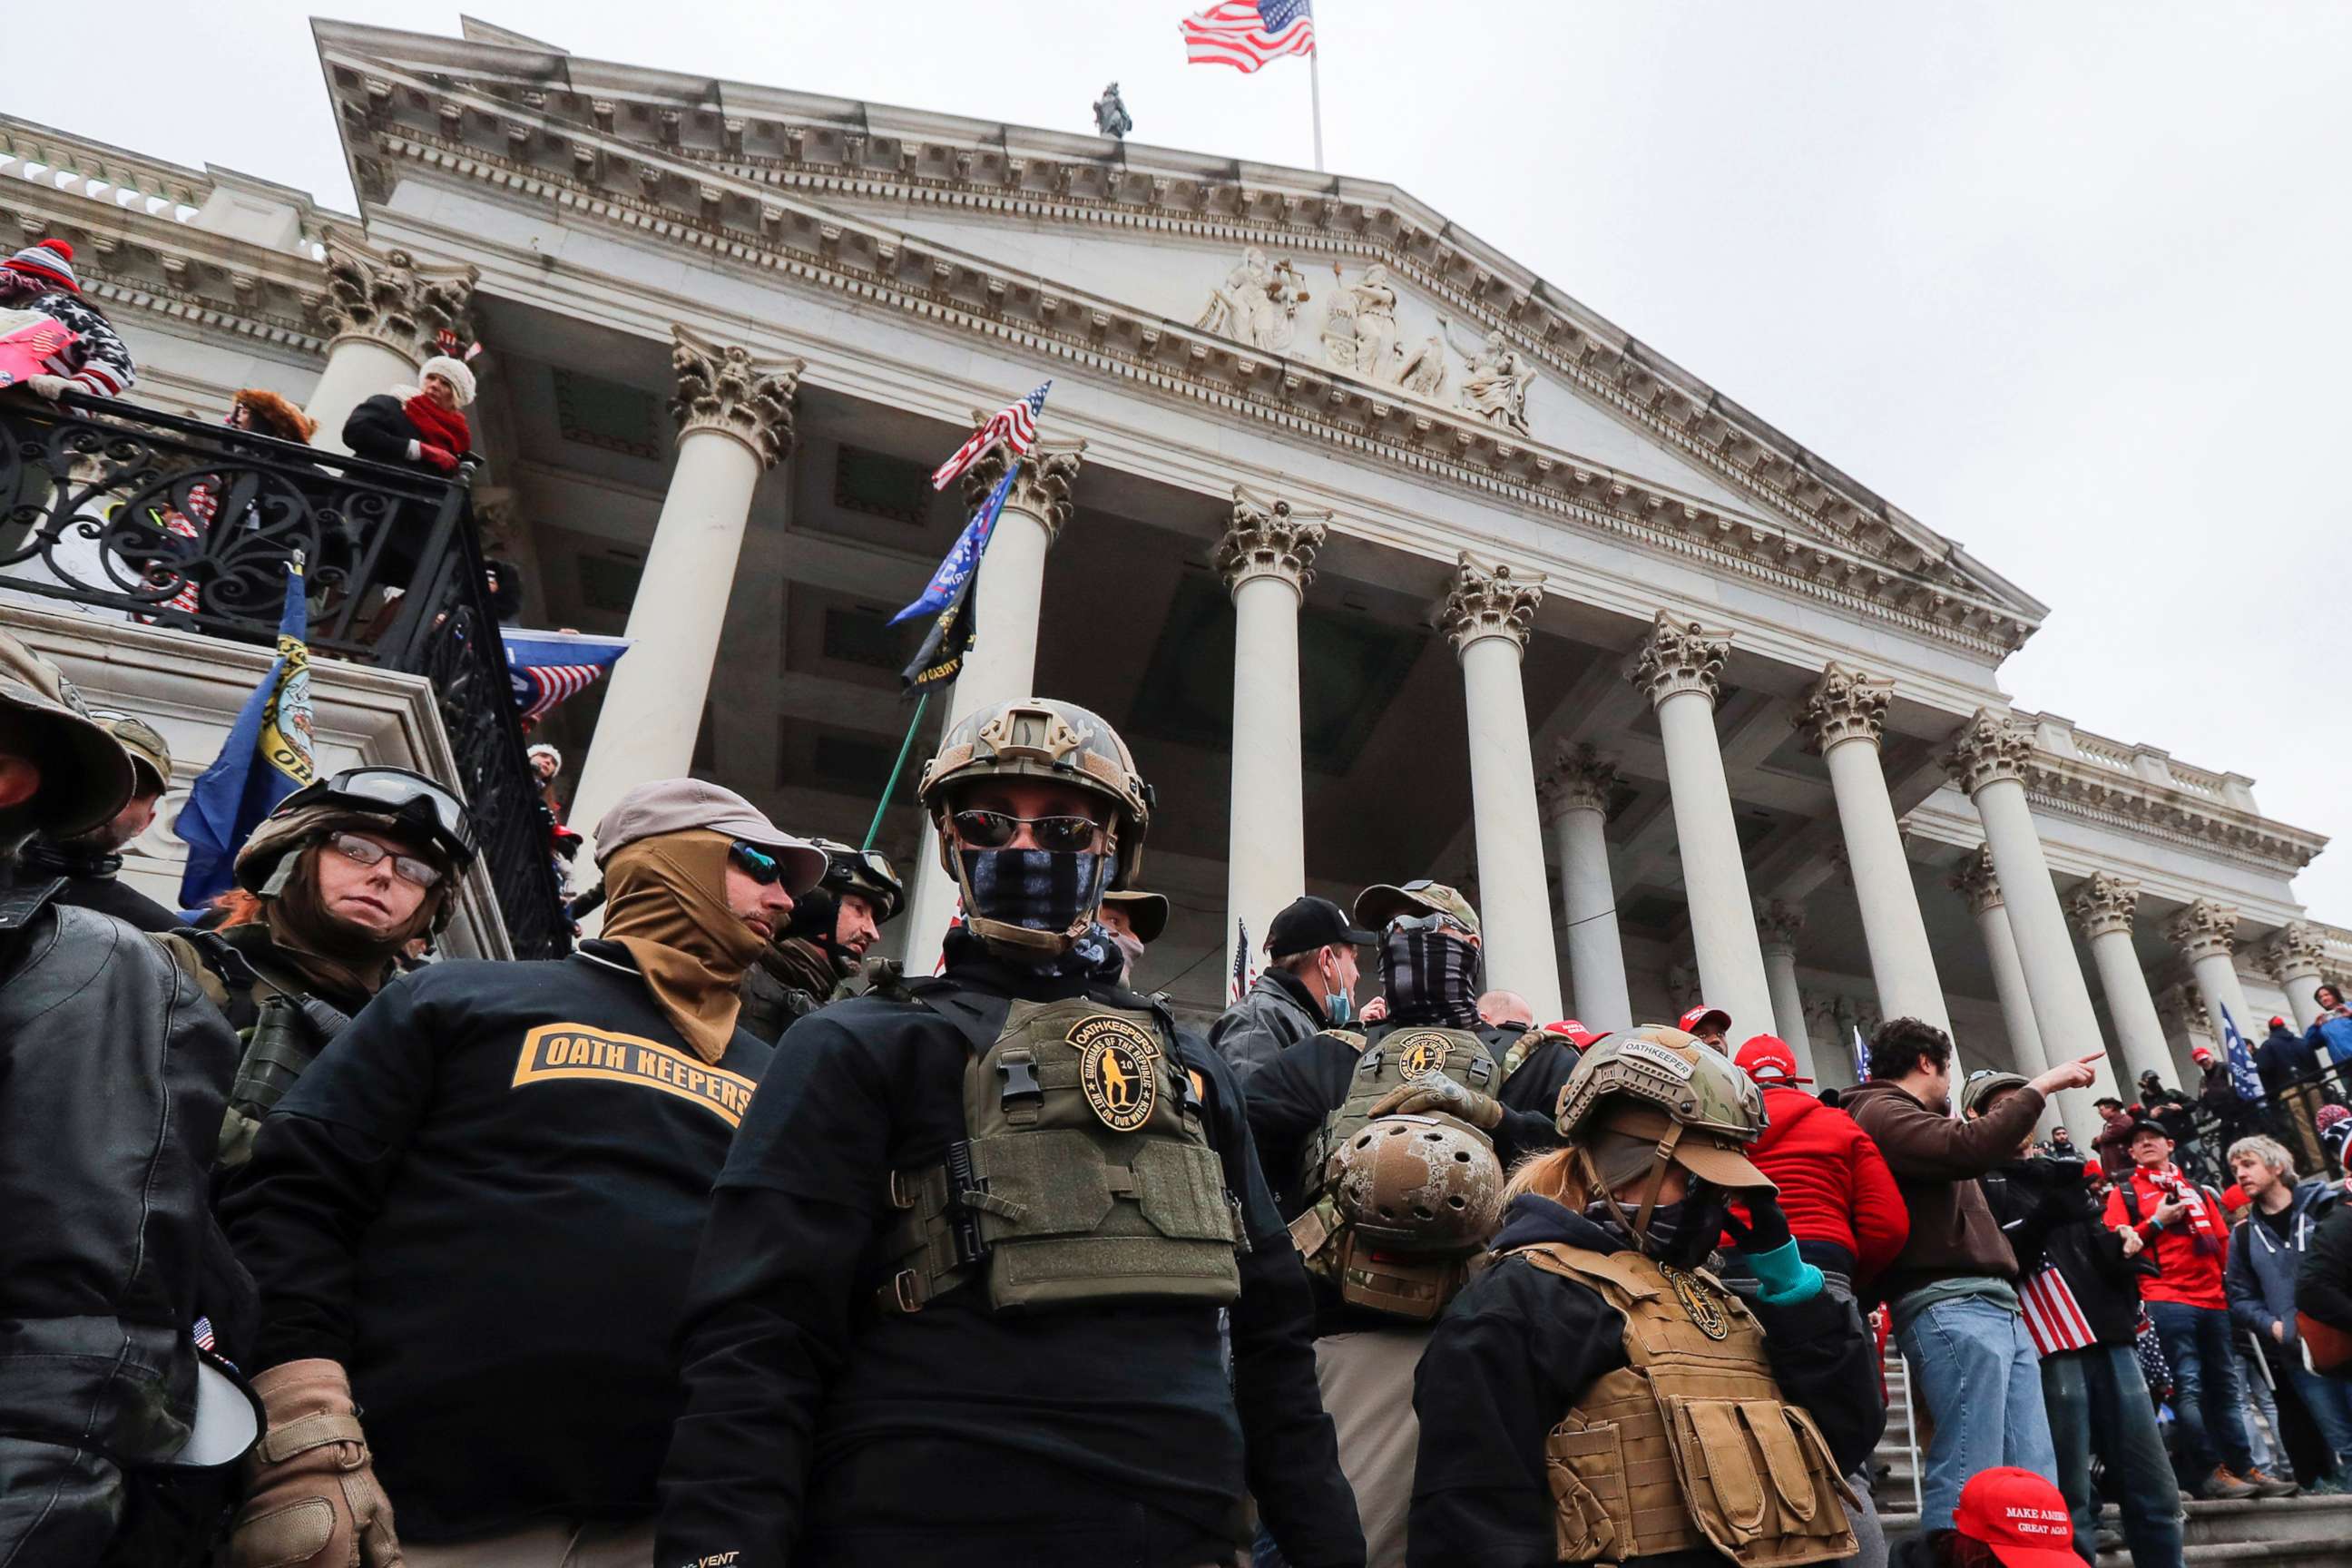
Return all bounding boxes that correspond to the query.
[887,1269,922,1314]
[996,1049,1043,1110]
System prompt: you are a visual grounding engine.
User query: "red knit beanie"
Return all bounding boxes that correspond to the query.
[4,240,79,293]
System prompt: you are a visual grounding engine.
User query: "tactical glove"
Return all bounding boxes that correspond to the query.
[230,1359,405,1568]
[1368,1071,1505,1131]
[1722,1186,1793,1256]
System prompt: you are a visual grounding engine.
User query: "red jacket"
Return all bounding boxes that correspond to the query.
[1733,1084,1910,1285]
[2103,1165,2230,1309]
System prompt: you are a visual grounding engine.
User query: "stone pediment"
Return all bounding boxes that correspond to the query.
[311,20,2050,656]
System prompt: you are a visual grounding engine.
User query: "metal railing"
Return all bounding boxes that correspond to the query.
[1,390,568,959]
[2153,1060,2351,1189]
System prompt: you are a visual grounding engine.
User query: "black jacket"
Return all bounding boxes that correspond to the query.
[341,393,465,468]
[19,840,181,931]
[2299,1200,2352,1338]
[1407,1196,1882,1568]
[1979,1156,2147,1348]
[219,943,771,1543]
[1208,967,1327,1085]
[0,875,254,1568]
[655,930,1364,1568]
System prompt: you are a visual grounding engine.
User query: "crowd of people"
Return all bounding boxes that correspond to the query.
[8,608,2352,1568]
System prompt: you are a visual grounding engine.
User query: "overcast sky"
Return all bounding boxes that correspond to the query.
[28,3,2352,917]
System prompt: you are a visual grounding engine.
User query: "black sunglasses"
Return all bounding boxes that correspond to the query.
[948,809,1103,854]
[730,841,787,886]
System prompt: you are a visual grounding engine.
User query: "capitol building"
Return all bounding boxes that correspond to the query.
[4,15,2340,1132]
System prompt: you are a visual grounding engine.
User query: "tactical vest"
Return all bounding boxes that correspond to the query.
[1288,1024,1525,1320]
[159,930,353,1170]
[1513,1242,1857,1568]
[877,992,1246,1316]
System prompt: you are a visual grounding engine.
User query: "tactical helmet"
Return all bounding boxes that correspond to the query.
[1328,1112,1504,1254]
[808,838,905,925]
[235,767,478,931]
[1554,1025,1770,1211]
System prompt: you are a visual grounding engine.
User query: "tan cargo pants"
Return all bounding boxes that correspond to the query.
[400,1516,654,1568]
[1314,1327,1428,1568]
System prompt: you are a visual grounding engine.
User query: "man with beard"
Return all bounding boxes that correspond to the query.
[656,698,1362,1568]
[220,778,823,1567]
[23,710,179,929]
[739,838,905,1044]
[0,632,258,1566]
[157,767,477,1171]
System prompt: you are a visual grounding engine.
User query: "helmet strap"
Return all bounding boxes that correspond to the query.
[1630,1122,1684,1240]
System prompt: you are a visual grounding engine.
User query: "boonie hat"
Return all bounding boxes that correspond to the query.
[1353,879,1479,938]
[1951,1466,2079,1568]
[94,712,172,794]
[594,778,827,894]
[1267,894,1373,958]
[0,630,135,835]
[1101,887,1169,945]
[1734,1034,1812,1087]
[1678,1003,1732,1037]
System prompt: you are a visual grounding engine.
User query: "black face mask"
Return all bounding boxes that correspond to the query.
[956,848,1120,976]
[1378,928,1481,1026]
[1584,1191,1731,1270]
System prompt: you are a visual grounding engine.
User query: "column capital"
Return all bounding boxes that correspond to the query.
[1947,844,2004,916]
[1627,611,1729,708]
[1215,485,1329,597]
[1798,662,1892,754]
[1441,552,1544,657]
[1943,708,2033,796]
[317,224,477,358]
[2155,977,2211,1041]
[961,438,1086,543]
[2065,871,2141,942]
[669,325,804,469]
[1539,740,1619,819]
[2167,897,2241,965]
[2261,920,2329,985]
[1757,899,1805,956]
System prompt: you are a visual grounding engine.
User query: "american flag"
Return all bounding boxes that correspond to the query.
[930,381,1051,491]
[1229,919,1258,1004]
[1181,0,1316,73]
[503,629,632,727]
[2019,1266,2098,1356]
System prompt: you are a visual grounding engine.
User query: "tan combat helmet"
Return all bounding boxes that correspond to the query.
[1554,1024,1771,1239]
[917,697,1154,957]
[1327,1112,1504,1254]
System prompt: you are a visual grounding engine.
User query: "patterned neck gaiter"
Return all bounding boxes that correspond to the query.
[1379,928,1482,1026]
[957,848,1119,976]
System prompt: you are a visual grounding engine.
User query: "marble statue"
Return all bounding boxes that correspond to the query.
[1093,83,1132,140]
[1320,264,1401,377]
[1441,318,1534,436]
[1197,247,1311,352]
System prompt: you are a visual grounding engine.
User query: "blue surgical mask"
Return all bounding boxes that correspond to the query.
[1321,954,1354,1025]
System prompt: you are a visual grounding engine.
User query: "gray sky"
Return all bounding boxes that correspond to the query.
[35,2,2352,917]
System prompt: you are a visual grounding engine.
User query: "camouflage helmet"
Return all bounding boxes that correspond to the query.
[1327,1112,1504,1254]
[1554,1024,1770,1193]
[917,698,1153,880]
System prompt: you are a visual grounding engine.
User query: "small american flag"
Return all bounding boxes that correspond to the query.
[2019,1266,2098,1356]
[930,381,1051,491]
[1229,920,1257,1004]
[1181,0,1316,73]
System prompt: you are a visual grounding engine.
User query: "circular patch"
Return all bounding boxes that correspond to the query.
[1395,1031,1454,1079]
[1659,1263,1730,1340]
[1070,1014,1159,1132]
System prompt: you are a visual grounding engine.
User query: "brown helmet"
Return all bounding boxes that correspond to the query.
[1327,1112,1504,1255]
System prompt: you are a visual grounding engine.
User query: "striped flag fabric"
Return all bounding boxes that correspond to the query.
[503,629,631,727]
[930,381,1050,491]
[2019,1265,2099,1357]
[1229,920,1257,1004]
[1181,0,1316,73]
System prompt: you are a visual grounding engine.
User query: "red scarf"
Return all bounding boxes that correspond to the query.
[402,392,471,456]
[2145,1162,2221,1254]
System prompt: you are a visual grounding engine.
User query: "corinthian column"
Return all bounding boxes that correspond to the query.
[898,433,1086,976]
[570,327,801,845]
[2066,873,2175,1088]
[1628,612,1772,1035]
[1442,554,1561,1020]
[1217,487,1328,970]
[1798,662,1954,1037]
[306,226,478,453]
[1945,710,2117,1125]
[1756,901,1818,1079]
[1539,742,1631,1032]
[2168,899,2258,1051]
[2261,922,2331,1030]
[1950,848,2042,1082]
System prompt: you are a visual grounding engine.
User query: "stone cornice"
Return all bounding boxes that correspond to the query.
[308,31,2043,660]
[2017,748,2325,876]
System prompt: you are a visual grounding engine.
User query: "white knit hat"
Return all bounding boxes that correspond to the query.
[416,355,476,407]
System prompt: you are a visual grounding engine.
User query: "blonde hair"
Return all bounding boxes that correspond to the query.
[2228,1135,2298,1181]
[1504,1146,1592,1206]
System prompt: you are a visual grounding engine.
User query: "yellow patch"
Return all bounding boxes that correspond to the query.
[1660,1263,1730,1340]
[1069,1014,1159,1132]
[1396,1031,1454,1078]
[511,1024,756,1128]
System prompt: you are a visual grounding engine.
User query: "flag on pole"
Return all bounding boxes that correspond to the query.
[899,463,1018,694]
[1181,0,1316,72]
[2219,1003,2266,1104]
[930,381,1050,491]
[1229,920,1258,1004]
[503,628,631,727]
[1851,1025,1870,1086]
[893,464,1015,626]
[177,560,316,906]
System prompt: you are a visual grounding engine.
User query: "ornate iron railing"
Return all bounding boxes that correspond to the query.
[0,390,568,958]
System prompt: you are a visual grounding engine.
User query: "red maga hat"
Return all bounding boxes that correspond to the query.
[1540,1020,1609,1050]
[1952,1467,2079,1568]
[1678,1003,1732,1036]
[1733,1034,1813,1086]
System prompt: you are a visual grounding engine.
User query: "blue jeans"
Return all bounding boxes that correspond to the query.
[2042,1346,2184,1568]
[2146,1299,2254,1475]
[1895,1293,2058,1534]
[2288,1363,2352,1472]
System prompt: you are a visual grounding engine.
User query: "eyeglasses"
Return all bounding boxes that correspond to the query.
[286,767,477,863]
[947,809,1104,853]
[324,831,443,889]
[730,841,788,886]
[1387,910,1475,939]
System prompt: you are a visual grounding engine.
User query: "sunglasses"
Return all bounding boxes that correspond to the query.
[947,809,1103,853]
[1387,910,1475,938]
[729,841,789,886]
[324,831,443,889]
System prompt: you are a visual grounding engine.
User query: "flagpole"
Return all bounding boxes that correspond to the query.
[1308,45,1325,172]
[862,691,930,853]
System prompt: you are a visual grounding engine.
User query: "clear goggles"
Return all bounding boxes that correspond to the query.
[287,767,476,864]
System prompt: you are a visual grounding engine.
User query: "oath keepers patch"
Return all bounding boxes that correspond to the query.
[1395,1031,1454,1077]
[510,1024,756,1128]
[1659,1262,1730,1340]
[1070,1014,1159,1132]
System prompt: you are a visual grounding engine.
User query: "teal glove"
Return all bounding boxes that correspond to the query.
[1742,1238,1824,1306]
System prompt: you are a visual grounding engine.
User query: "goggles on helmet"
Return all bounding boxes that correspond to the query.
[279,766,477,867]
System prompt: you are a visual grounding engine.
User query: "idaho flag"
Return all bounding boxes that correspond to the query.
[177,561,317,906]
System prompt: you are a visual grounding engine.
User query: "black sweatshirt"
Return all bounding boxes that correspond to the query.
[1408,1196,1882,1568]
[654,934,1365,1568]
[218,943,772,1542]
[1980,1157,2149,1348]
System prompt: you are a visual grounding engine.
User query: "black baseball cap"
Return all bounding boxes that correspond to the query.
[1266,896,1375,960]
[2123,1115,2173,1142]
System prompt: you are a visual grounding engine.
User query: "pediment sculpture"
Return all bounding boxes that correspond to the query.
[1320,264,1447,397]
[1442,318,1534,436]
[1195,247,1312,352]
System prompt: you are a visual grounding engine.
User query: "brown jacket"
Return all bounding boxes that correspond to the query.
[1843,1078,2046,1306]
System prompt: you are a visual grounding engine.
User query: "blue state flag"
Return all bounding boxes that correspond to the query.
[177,561,318,907]
[2219,1003,2266,1104]
[891,464,1018,626]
